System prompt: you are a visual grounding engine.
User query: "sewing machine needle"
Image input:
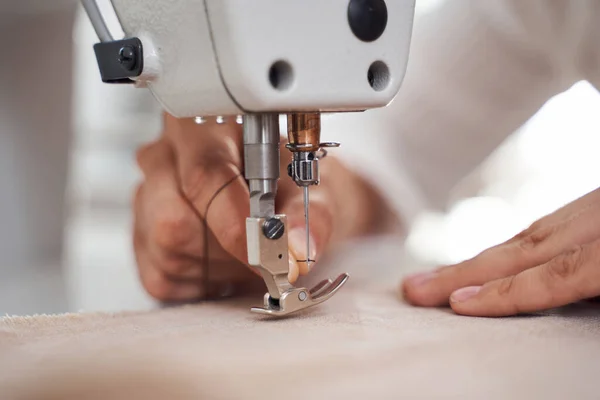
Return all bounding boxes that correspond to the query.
[303,186,310,269]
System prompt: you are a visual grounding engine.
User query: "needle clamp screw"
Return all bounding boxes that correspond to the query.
[263,218,285,240]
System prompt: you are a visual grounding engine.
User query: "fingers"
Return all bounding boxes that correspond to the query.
[403,198,600,307]
[449,241,600,317]
[135,140,239,300]
[133,169,204,301]
[195,164,249,264]
[136,140,206,259]
[164,115,250,265]
[133,215,204,302]
[134,180,251,301]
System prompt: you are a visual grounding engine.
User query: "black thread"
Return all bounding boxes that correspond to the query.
[200,173,244,298]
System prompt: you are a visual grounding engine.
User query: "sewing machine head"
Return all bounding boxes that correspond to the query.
[85,0,415,316]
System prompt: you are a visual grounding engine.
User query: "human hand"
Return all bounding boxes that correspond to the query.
[402,188,600,316]
[134,114,378,302]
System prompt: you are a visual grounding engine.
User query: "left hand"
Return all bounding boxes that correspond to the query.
[402,187,600,317]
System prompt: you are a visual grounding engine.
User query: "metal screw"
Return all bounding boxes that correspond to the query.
[263,218,285,240]
[118,45,136,71]
[298,291,307,301]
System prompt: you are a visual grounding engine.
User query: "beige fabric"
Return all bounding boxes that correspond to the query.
[1,238,599,400]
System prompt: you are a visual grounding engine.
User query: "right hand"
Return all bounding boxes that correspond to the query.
[134,114,378,302]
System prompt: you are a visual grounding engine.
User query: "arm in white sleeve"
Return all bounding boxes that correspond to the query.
[324,0,600,229]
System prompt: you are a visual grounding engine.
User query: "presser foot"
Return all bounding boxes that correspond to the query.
[250,273,349,317]
[246,215,349,318]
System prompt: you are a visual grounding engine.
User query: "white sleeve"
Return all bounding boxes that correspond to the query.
[323,0,600,228]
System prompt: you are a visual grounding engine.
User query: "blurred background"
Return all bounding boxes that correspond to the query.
[1,0,600,316]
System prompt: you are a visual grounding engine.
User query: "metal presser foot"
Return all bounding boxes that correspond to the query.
[252,274,350,317]
[246,216,349,317]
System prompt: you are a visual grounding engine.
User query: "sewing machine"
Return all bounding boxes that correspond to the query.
[83,0,415,316]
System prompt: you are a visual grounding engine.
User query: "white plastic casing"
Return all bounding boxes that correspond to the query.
[110,0,415,118]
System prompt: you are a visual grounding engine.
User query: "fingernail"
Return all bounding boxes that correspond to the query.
[288,251,300,283]
[288,228,317,268]
[450,286,482,303]
[404,271,437,287]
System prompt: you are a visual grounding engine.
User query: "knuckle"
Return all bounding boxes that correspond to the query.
[181,163,241,210]
[513,225,537,241]
[547,245,585,280]
[527,219,545,233]
[158,255,196,277]
[180,165,211,202]
[518,225,555,252]
[140,270,175,301]
[497,275,517,297]
[152,209,194,251]
[135,140,159,170]
[511,218,550,243]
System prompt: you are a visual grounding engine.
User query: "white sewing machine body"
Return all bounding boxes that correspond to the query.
[109,0,415,118]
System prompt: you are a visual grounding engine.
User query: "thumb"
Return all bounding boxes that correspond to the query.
[281,189,334,277]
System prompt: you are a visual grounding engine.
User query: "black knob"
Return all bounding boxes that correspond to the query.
[263,218,285,240]
[118,45,137,71]
[347,0,388,42]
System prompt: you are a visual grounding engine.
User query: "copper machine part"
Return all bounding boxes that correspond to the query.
[286,112,322,152]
